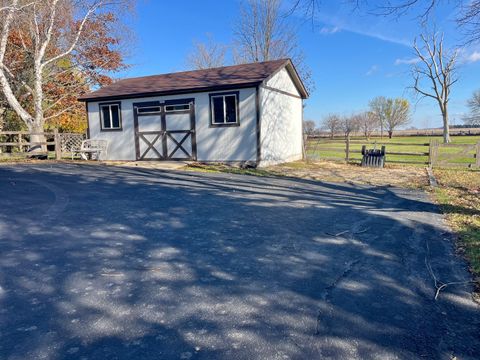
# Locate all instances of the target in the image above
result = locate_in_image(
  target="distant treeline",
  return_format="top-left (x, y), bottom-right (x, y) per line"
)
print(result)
top-left (314, 127), bottom-right (480, 138)
top-left (451, 124), bottom-right (480, 129)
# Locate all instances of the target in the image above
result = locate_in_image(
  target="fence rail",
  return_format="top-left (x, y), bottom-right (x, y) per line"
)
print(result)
top-left (0, 130), bottom-right (85, 159)
top-left (430, 140), bottom-right (480, 168)
top-left (306, 136), bottom-right (480, 169)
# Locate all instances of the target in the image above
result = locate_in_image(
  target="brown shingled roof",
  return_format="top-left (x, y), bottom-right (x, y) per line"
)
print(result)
top-left (78, 59), bottom-right (307, 101)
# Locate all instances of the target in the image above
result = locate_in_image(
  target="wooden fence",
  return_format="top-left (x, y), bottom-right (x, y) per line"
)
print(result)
top-left (306, 137), bottom-right (480, 168)
top-left (430, 140), bottom-right (480, 168)
top-left (0, 130), bottom-right (85, 159)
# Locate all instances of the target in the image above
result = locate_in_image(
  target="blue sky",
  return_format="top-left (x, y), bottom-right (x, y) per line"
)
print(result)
top-left (119, 0), bottom-right (480, 128)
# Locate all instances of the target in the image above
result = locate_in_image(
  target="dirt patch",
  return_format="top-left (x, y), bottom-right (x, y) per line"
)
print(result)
top-left (266, 161), bottom-right (429, 189)
top-left (104, 161), bottom-right (189, 170)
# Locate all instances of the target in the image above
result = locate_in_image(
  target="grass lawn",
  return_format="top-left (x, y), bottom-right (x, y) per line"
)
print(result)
top-left (434, 169), bottom-right (480, 286)
top-left (307, 135), bottom-right (480, 166)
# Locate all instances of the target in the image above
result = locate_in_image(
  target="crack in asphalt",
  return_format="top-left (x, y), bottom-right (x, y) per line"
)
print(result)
top-left (315, 258), bottom-right (361, 335)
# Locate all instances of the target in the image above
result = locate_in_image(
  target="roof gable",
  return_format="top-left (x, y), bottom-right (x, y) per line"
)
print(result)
top-left (79, 59), bottom-right (308, 101)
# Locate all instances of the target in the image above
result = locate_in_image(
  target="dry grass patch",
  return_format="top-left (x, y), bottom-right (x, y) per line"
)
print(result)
top-left (186, 160), bottom-right (429, 189)
top-left (267, 160), bottom-right (429, 188)
top-left (434, 169), bottom-right (480, 282)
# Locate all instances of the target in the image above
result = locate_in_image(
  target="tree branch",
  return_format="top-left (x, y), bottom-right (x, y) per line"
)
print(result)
top-left (44, 103), bottom-right (80, 120)
top-left (41, 1), bottom-right (102, 68)
top-left (0, 0), bottom-right (33, 124)
top-left (0, 63), bottom-right (34, 94)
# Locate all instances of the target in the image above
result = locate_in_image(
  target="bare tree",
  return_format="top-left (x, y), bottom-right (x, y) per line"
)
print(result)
top-left (292, 1), bottom-right (480, 44)
top-left (321, 114), bottom-right (341, 139)
top-left (457, 1), bottom-right (480, 44)
top-left (186, 34), bottom-right (227, 70)
top-left (373, 0), bottom-right (440, 20)
top-left (303, 119), bottom-right (316, 136)
top-left (234, 0), bottom-right (293, 62)
top-left (463, 89), bottom-right (480, 125)
top-left (376, 1), bottom-right (480, 44)
top-left (0, 0), bottom-right (131, 150)
top-left (233, 0), bottom-right (314, 93)
top-left (358, 111), bottom-right (379, 140)
top-left (369, 96), bottom-right (387, 138)
top-left (412, 32), bottom-right (458, 143)
top-left (341, 114), bottom-right (361, 140)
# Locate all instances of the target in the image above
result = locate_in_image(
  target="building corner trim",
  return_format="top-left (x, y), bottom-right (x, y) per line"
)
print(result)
top-left (255, 85), bottom-right (261, 166)
top-left (85, 102), bottom-right (90, 139)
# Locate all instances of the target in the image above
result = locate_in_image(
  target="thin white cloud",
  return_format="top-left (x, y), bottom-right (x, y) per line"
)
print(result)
top-left (315, 12), bottom-right (411, 47)
top-left (456, 48), bottom-right (480, 64)
top-left (365, 65), bottom-right (379, 76)
top-left (394, 57), bottom-right (420, 65)
top-left (348, 28), bottom-right (411, 47)
top-left (320, 26), bottom-right (341, 35)
top-left (465, 51), bottom-right (480, 63)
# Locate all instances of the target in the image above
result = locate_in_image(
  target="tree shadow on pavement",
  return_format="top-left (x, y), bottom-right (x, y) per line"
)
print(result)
top-left (0, 163), bottom-right (479, 359)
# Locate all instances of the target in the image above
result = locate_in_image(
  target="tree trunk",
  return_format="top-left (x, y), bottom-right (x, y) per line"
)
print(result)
top-left (29, 123), bottom-right (46, 153)
top-left (442, 108), bottom-right (451, 144)
top-left (345, 133), bottom-right (350, 163)
top-left (388, 130), bottom-right (393, 139)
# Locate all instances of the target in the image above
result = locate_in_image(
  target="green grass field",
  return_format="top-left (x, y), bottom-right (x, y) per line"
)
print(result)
top-left (307, 135), bottom-right (480, 167)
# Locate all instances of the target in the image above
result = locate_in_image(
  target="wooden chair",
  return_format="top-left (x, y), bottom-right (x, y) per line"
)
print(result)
top-left (72, 139), bottom-right (108, 161)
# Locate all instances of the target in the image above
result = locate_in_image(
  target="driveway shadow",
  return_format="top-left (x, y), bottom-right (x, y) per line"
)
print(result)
top-left (0, 163), bottom-right (478, 359)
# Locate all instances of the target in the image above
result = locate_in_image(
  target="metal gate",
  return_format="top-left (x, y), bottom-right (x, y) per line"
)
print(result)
top-left (133, 99), bottom-right (196, 161)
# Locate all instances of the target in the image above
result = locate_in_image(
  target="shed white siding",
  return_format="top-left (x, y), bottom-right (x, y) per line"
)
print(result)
top-left (87, 101), bottom-right (135, 160)
top-left (259, 68), bottom-right (303, 166)
top-left (87, 88), bottom-right (257, 162)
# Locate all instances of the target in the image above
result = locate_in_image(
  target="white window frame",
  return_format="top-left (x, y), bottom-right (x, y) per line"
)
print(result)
top-left (99, 103), bottom-right (122, 130)
top-left (209, 92), bottom-right (239, 127)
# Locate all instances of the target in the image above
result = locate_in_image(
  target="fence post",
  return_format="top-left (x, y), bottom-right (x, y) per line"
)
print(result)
top-left (428, 140), bottom-right (433, 168)
top-left (54, 129), bottom-right (61, 160)
top-left (302, 134), bottom-right (308, 162)
top-left (345, 136), bottom-right (350, 163)
top-left (432, 140), bottom-right (439, 168)
top-left (18, 133), bottom-right (22, 152)
top-left (476, 141), bottom-right (480, 168)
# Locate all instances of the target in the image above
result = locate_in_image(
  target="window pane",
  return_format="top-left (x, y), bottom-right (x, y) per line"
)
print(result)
top-left (165, 104), bottom-right (190, 112)
top-left (138, 106), bottom-right (161, 114)
top-left (101, 106), bottom-right (111, 128)
top-left (212, 97), bottom-right (224, 123)
top-left (224, 95), bottom-right (237, 123)
top-left (111, 105), bottom-right (120, 128)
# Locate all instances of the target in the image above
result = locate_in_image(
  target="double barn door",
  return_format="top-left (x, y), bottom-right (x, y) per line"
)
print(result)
top-left (133, 99), bottom-right (196, 161)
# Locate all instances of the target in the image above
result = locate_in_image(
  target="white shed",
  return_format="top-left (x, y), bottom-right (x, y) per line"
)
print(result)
top-left (78, 59), bottom-right (308, 167)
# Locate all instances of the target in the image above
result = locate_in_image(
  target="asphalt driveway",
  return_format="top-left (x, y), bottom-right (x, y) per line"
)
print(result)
top-left (0, 164), bottom-right (478, 359)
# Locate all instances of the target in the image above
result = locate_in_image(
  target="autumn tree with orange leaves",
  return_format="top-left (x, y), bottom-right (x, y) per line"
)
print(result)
top-left (0, 0), bottom-right (131, 147)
